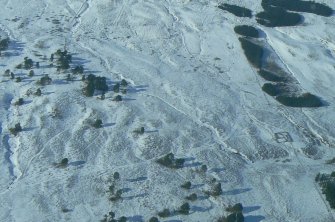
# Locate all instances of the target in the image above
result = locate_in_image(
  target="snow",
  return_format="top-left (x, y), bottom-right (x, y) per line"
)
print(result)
top-left (0, 0), bottom-right (335, 221)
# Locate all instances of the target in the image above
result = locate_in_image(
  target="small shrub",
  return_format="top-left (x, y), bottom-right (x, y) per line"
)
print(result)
top-left (121, 88), bottom-right (127, 94)
top-left (113, 95), bottom-right (122, 102)
top-left (211, 183), bottom-right (223, 196)
top-left (15, 77), bottom-right (22, 82)
top-left (185, 193), bottom-right (197, 201)
top-left (58, 158), bottom-right (69, 168)
top-left (157, 153), bottom-right (174, 167)
top-left (181, 181), bottom-right (192, 189)
top-left (28, 70), bottom-right (34, 77)
top-left (178, 202), bottom-right (190, 215)
top-left (113, 83), bottom-right (120, 93)
top-left (61, 208), bottom-right (72, 213)
top-left (37, 74), bottom-right (52, 85)
top-left (109, 211), bottom-right (115, 219)
top-left (24, 57), bottom-right (34, 69)
top-left (113, 172), bottom-right (120, 180)
top-left (226, 203), bottom-right (243, 213)
top-left (110, 189), bottom-right (123, 202)
top-left (35, 88), bottom-right (42, 96)
top-left (4, 69), bottom-right (10, 76)
top-left (120, 79), bottom-right (128, 87)
top-left (100, 93), bottom-right (105, 100)
top-left (72, 65), bottom-right (84, 74)
top-left (225, 212), bottom-right (244, 222)
top-left (66, 74), bottom-right (73, 81)
top-left (174, 158), bottom-right (185, 168)
top-left (14, 98), bottom-right (24, 106)
top-left (157, 209), bottom-right (171, 218)
top-left (9, 123), bottom-right (22, 136)
top-left (200, 164), bottom-right (208, 172)
top-left (92, 119), bottom-right (103, 128)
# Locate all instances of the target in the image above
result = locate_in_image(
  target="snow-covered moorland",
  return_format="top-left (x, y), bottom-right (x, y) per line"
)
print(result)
top-left (0, 0), bottom-right (335, 221)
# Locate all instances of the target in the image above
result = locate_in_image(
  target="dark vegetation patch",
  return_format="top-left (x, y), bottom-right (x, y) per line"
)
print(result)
top-left (276, 93), bottom-right (323, 107)
top-left (261, 83), bottom-right (292, 96)
top-left (218, 4), bottom-right (252, 17)
top-left (258, 69), bottom-right (287, 82)
top-left (316, 172), bottom-right (335, 208)
top-left (256, 6), bottom-right (302, 27)
top-left (234, 25), bottom-right (259, 38)
top-left (263, 0), bottom-right (333, 17)
top-left (238, 37), bottom-right (264, 68)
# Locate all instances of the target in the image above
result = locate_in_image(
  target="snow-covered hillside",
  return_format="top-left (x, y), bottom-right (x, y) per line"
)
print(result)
top-left (0, 0), bottom-right (335, 221)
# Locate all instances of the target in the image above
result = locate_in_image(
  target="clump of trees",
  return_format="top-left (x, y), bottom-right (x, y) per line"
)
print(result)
top-left (54, 49), bottom-right (72, 70)
top-left (156, 153), bottom-right (185, 169)
top-left (82, 74), bottom-right (108, 97)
